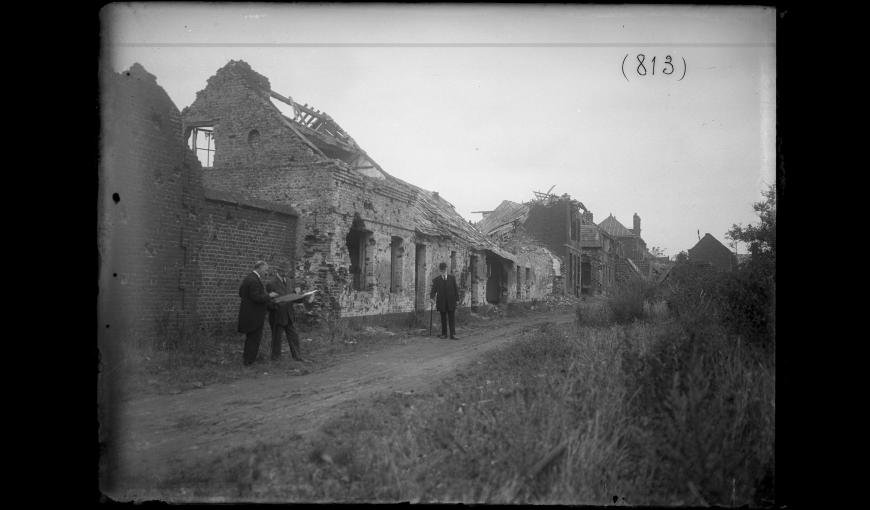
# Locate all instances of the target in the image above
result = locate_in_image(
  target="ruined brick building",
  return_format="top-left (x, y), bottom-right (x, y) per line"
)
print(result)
top-left (474, 200), bottom-right (563, 302)
top-left (477, 194), bottom-right (654, 297)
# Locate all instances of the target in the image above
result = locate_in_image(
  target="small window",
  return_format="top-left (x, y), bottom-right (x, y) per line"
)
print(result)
top-left (247, 129), bottom-right (261, 149)
top-left (188, 126), bottom-right (215, 167)
top-left (450, 251), bottom-right (457, 273)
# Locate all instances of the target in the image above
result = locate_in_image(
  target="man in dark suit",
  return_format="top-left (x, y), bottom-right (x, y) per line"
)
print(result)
top-left (266, 263), bottom-right (307, 362)
top-left (430, 261), bottom-right (460, 340)
top-left (238, 260), bottom-right (279, 365)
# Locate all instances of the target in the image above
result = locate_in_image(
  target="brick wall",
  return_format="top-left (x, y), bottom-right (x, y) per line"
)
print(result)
top-left (99, 64), bottom-right (205, 350)
top-left (197, 193), bottom-right (298, 331)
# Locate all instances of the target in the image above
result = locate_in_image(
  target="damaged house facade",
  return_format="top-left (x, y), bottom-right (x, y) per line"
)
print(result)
top-left (477, 194), bottom-right (654, 297)
top-left (179, 60), bottom-right (522, 322)
top-left (474, 200), bottom-right (563, 303)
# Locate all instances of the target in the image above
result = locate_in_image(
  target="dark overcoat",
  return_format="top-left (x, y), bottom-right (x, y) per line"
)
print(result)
top-left (430, 273), bottom-right (459, 312)
top-left (237, 271), bottom-right (271, 333)
top-left (266, 275), bottom-right (294, 327)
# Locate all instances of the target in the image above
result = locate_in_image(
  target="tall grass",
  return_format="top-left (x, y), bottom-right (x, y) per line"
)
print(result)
top-left (159, 272), bottom-right (774, 505)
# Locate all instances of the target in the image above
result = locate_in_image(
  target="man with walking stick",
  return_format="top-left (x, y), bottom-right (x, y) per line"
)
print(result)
top-left (430, 262), bottom-right (460, 340)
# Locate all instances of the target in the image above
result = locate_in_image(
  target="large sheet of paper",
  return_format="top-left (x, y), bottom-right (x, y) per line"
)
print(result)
top-left (273, 290), bottom-right (319, 303)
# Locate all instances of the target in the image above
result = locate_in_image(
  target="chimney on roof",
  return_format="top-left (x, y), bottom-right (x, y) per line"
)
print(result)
top-left (633, 213), bottom-right (641, 236)
top-left (433, 191), bottom-right (439, 199)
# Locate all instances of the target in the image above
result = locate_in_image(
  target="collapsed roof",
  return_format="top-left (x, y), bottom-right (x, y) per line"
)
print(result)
top-left (476, 200), bottom-right (530, 237)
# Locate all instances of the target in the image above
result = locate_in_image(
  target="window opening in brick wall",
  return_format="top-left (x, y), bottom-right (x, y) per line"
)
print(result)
top-left (247, 129), bottom-right (260, 149)
top-left (390, 237), bottom-right (404, 293)
top-left (346, 229), bottom-right (371, 291)
top-left (516, 265), bottom-right (521, 298)
top-left (469, 254), bottom-right (479, 305)
top-left (525, 267), bottom-right (531, 285)
top-left (188, 126), bottom-right (215, 167)
top-left (450, 251), bottom-right (456, 273)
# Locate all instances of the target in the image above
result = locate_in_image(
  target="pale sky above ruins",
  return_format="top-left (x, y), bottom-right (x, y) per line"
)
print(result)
top-left (102, 3), bottom-right (776, 257)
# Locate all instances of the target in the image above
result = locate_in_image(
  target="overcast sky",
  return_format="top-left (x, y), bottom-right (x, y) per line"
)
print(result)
top-left (102, 3), bottom-right (776, 257)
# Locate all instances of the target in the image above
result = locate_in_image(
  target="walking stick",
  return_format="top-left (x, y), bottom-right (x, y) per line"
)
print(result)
top-left (429, 301), bottom-right (433, 336)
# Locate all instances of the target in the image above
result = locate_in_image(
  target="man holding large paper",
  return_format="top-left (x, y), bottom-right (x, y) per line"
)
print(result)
top-left (238, 260), bottom-right (279, 366)
top-left (266, 263), bottom-right (316, 363)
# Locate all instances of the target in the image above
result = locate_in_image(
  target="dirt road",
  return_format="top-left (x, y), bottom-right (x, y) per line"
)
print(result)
top-left (106, 311), bottom-right (575, 501)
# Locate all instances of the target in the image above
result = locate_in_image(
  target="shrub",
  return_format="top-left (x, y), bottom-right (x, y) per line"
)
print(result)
top-left (665, 258), bottom-right (774, 355)
top-left (608, 278), bottom-right (655, 324)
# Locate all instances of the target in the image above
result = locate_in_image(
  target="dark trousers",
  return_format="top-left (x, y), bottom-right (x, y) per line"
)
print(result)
top-left (440, 310), bottom-right (456, 337)
top-left (243, 325), bottom-right (264, 365)
top-left (271, 321), bottom-right (301, 360)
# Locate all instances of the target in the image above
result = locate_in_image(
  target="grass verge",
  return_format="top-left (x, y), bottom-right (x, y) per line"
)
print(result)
top-left (157, 312), bottom-right (774, 506)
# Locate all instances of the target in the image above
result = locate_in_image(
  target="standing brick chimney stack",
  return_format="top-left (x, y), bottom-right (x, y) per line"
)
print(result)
top-left (633, 213), bottom-right (641, 236)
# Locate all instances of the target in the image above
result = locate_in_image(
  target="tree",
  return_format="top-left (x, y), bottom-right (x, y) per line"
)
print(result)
top-left (726, 184), bottom-right (776, 261)
top-left (649, 246), bottom-right (666, 258)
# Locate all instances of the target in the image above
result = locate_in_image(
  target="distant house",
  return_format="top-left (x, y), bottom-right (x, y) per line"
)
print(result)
top-left (688, 233), bottom-right (738, 272)
top-left (578, 214), bottom-right (624, 295)
top-left (598, 213), bottom-right (650, 277)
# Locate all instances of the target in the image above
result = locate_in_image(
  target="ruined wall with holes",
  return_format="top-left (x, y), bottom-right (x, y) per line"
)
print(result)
top-left (99, 64), bottom-right (205, 350)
